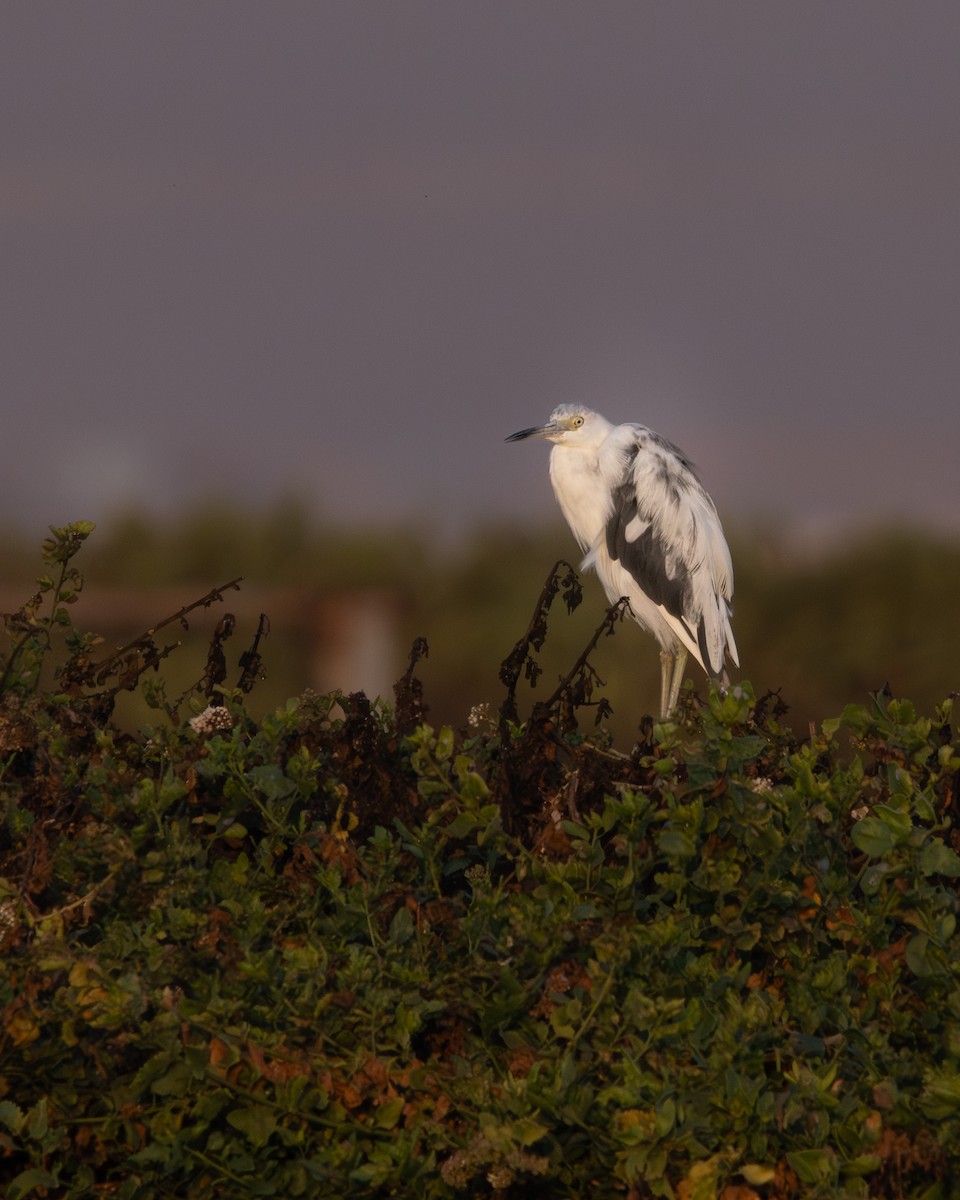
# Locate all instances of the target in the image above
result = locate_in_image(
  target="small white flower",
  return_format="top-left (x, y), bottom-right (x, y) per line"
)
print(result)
top-left (468, 703), bottom-right (492, 729)
top-left (189, 704), bottom-right (234, 735)
top-left (0, 901), bottom-right (18, 931)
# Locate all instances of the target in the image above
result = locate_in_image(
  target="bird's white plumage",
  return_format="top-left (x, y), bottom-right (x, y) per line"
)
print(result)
top-left (507, 403), bottom-right (738, 714)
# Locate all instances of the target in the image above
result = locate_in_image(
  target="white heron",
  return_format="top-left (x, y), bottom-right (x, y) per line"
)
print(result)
top-left (507, 404), bottom-right (738, 718)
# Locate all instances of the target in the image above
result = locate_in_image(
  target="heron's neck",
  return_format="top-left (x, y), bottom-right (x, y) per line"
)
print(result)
top-left (548, 443), bottom-right (609, 551)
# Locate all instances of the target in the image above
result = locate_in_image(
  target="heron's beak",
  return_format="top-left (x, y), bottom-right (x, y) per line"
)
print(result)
top-left (505, 421), bottom-right (560, 442)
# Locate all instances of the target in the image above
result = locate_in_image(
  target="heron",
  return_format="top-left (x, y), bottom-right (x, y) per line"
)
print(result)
top-left (507, 404), bottom-right (738, 718)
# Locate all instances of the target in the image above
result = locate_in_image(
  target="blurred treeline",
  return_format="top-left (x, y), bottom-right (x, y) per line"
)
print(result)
top-left (1, 503), bottom-right (958, 742)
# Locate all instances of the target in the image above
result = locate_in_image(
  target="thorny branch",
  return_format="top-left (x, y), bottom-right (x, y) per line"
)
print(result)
top-left (494, 569), bottom-right (634, 832)
top-left (236, 613), bottom-right (270, 695)
top-left (497, 561), bottom-right (582, 734)
top-left (497, 562), bottom-right (630, 735)
top-left (201, 613), bottom-right (236, 699)
top-left (175, 605), bottom-right (270, 715)
top-left (58, 578), bottom-right (244, 714)
top-left (95, 578), bottom-right (243, 674)
top-left (394, 636), bottom-right (430, 736)
top-left (545, 595), bottom-right (632, 732)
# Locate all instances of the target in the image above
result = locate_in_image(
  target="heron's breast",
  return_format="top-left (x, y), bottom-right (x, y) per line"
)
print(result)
top-left (549, 452), bottom-right (609, 549)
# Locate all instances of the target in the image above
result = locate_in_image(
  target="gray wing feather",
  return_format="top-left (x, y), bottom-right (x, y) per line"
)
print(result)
top-left (604, 430), bottom-right (736, 676)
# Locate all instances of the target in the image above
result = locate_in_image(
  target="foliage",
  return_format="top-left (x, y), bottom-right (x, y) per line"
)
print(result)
top-left (0, 522), bottom-right (98, 698)
top-left (6, 505), bottom-right (960, 738)
top-left (5, 504), bottom-right (960, 734)
top-left (1, 535), bottom-right (959, 1198)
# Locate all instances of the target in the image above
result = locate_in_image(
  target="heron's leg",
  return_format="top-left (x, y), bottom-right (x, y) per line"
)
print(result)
top-left (658, 649), bottom-right (674, 719)
top-left (666, 647), bottom-right (688, 716)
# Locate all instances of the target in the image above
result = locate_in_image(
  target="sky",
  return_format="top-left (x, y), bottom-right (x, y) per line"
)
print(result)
top-left (2, 3), bottom-right (959, 545)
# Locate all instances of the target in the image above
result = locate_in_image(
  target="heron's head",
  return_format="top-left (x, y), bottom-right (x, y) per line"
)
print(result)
top-left (506, 405), bottom-right (607, 447)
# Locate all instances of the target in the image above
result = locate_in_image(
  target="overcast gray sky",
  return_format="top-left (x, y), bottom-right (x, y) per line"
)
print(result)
top-left (3, 3), bottom-right (959, 543)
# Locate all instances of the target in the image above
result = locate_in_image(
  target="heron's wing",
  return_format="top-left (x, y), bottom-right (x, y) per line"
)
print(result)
top-left (604, 431), bottom-right (737, 676)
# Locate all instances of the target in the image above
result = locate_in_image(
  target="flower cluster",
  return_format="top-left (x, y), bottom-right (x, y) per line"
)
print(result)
top-left (188, 704), bottom-right (235, 736)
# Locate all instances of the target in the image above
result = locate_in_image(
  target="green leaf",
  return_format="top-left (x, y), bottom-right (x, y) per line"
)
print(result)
top-left (850, 816), bottom-right (896, 858)
top-left (435, 726), bottom-right (455, 761)
top-left (150, 1062), bottom-right (192, 1096)
top-left (919, 1069), bottom-right (960, 1118)
top-left (741, 1163), bottom-right (777, 1185)
top-left (905, 933), bottom-right (935, 977)
top-left (842, 1153), bottom-right (882, 1177)
top-left (25, 1098), bottom-right (48, 1140)
top-left (919, 838), bottom-right (960, 878)
top-left (246, 764), bottom-right (294, 800)
top-left (860, 863), bottom-right (888, 895)
top-left (684, 1156), bottom-right (722, 1200)
top-left (389, 905), bottom-right (415, 945)
top-left (512, 1116), bottom-right (549, 1146)
top-left (8, 1169), bottom-right (60, 1200)
top-left (659, 830), bottom-right (696, 858)
top-left (790, 1032), bottom-right (826, 1057)
top-left (227, 1104), bottom-right (278, 1147)
top-left (0, 1101), bottom-right (24, 1133)
top-left (455, 755), bottom-right (490, 800)
top-left (444, 811), bottom-right (478, 839)
top-left (874, 804), bottom-right (912, 841)
top-left (787, 1149), bottom-right (836, 1184)
top-left (459, 770), bottom-right (490, 801)
top-left (837, 703), bottom-right (872, 734)
top-left (374, 1097), bottom-right (405, 1128)
top-left (655, 1096), bottom-right (676, 1136)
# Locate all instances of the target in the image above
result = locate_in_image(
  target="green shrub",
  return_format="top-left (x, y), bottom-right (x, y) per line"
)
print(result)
top-left (1, 535), bottom-right (958, 1198)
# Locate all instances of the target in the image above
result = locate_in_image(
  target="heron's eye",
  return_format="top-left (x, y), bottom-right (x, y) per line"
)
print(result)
top-left (570, 415), bottom-right (584, 428)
